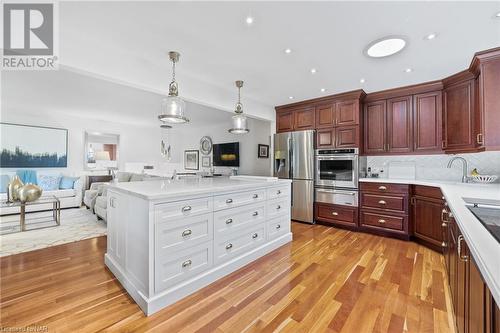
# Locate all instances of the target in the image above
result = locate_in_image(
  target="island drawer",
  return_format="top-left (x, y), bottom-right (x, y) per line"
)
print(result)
top-left (266, 186), bottom-right (290, 200)
top-left (267, 215), bottom-right (290, 240)
top-left (360, 210), bottom-right (405, 232)
top-left (214, 203), bottom-right (265, 240)
top-left (214, 223), bottom-right (266, 265)
top-left (266, 197), bottom-right (290, 219)
top-left (155, 197), bottom-right (213, 222)
top-left (156, 214), bottom-right (213, 252)
top-left (155, 241), bottom-right (213, 293)
top-left (360, 193), bottom-right (407, 213)
top-left (213, 189), bottom-right (265, 211)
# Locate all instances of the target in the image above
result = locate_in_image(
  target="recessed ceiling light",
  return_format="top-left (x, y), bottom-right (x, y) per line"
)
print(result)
top-left (405, 68), bottom-right (413, 73)
top-left (288, 96), bottom-right (294, 100)
top-left (360, 78), bottom-right (366, 83)
top-left (310, 68), bottom-right (317, 74)
top-left (425, 33), bottom-right (437, 40)
top-left (366, 36), bottom-right (407, 58)
top-left (320, 88), bottom-right (326, 92)
top-left (284, 48), bottom-right (292, 54)
top-left (245, 16), bottom-right (254, 25)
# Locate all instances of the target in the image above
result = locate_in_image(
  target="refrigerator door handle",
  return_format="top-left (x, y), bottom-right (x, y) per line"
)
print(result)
top-left (288, 137), bottom-right (293, 179)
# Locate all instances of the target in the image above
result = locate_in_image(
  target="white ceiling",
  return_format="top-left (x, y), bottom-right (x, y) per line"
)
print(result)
top-left (52, 2), bottom-right (500, 120)
top-left (1, 69), bottom-right (238, 127)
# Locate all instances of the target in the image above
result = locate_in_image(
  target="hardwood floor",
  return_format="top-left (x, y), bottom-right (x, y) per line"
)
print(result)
top-left (0, 222), bottom-right (456, 333)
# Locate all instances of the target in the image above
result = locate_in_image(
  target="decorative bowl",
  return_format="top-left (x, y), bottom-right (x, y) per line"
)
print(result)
top-left (471, 175), bottom-right (498, 183)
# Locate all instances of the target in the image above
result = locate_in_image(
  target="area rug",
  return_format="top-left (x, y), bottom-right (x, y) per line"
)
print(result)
top-left (0, 208), bottom-right (107, 257)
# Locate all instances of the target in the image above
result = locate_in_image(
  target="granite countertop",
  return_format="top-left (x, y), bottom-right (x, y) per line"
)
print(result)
top-left (361, 177), bottom-right (500, 306)
top-left (109, 176), bottom-right (291, 201)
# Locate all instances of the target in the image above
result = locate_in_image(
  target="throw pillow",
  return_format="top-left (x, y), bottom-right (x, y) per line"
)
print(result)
top-left (59, 176), bottom-right (79, 189)
top-left (0, 175), bottom-right (10, 193)
top-left (16, 169), bottom-right (37, 184)
top-left (37, 174), bottom-right (61, 191)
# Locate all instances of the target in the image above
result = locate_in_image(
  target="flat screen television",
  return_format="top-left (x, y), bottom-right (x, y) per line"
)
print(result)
top-left (213, 142), bottom-right (239, 167)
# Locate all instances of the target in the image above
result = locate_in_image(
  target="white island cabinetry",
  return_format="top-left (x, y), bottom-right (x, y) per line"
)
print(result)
top-left (104, 178), bottom-right (292, 315)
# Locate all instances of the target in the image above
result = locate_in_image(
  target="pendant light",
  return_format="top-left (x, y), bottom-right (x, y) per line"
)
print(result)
top-left (228, 80), bottom-right (249, 134)
top-left (158, 51), bottom-right (189, 124)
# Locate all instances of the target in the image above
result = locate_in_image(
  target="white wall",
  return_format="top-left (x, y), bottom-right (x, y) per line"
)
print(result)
top-left (1, 69), bottom-right (272, 177)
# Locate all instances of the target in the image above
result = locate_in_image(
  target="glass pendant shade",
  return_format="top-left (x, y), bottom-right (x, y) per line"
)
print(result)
top-left (159, 96), bottom-right (188, 123)
top-left (229, 113), bottom-right (249, 134)
top-left (228, 80), bottom-right (249, 134)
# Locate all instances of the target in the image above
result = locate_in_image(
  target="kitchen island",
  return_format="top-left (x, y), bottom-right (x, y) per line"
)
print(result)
top-left (104, 176), bottom-right (292, 315)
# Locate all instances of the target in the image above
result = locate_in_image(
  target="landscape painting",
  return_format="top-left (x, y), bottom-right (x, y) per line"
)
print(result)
top-left (0, 123), bottom-right (68, 168)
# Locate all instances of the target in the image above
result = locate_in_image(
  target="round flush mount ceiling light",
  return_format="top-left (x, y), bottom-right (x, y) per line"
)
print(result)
top-left (365, 36), bottom-right (407, 58)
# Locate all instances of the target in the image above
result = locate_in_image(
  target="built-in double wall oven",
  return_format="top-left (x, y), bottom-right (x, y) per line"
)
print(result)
top-left (314, 148), bottom-right (366, 208)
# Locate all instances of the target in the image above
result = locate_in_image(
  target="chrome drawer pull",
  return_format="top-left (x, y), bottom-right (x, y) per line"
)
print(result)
top-left (441, 209), bottom-right (448, 223)
top-left (225, 243), bottom-right (233, 250)
top-left (225, 218), bottom-right (233, 224)
top-left (378, 186), bottom-right (387, 191)
top-left (182, 229), bottom-right (192, 237)
top-left (441, 242), bottom-right (447, 248)
top-left (182, 205), bottom-right (192, 212)
top-left (277, 190), bottom-right (281, 195)
top-left (182, 259), bottom-right (192, 268)
top-left (252, 211), bottom-right (259, 216)
top-left (276, 224), bottom-right (281, 230)
top-left (253, 194), bottom-right (259, 199)
top-left (378, 219), bottom-right (386, 224)
top-left (457, 235), bottom-right (468, 262)
top-left (277, 205), bottom-right (281, 210)
top-left (331, 212), bottom-right (339, 216)
top-left (378, 200), bottom-right (386, 205)
top-left (226, 198), bottom-right (233, 204)
top-left (252, 233), bottom-right (258, 239)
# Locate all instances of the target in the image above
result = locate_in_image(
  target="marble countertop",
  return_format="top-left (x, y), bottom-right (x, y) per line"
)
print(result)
top-left (109, 176), bottom-right (291, 201)
top-left (361, 177), bottom-right (500, 306)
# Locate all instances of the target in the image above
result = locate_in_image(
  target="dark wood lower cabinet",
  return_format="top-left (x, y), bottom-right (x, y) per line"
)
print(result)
top-left (411, 186), bottom-right (445, 252)
top-left (314, 203), bottom-right (358, 230)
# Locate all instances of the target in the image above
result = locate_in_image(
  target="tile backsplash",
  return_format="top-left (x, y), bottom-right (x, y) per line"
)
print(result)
top-left (367, 151), bottom-right (500, 182)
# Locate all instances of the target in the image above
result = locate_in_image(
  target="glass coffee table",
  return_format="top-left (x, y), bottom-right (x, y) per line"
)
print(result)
top-left (0, 196), bottom-right (61, 234)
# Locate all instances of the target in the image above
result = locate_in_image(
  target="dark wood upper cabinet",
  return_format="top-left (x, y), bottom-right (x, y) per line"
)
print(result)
top-left (335, 126), bottom-right (359, 148)
top-left (413, 91), bottom-right (443, 152)
top-left (387, 96), bottom-right (412, 153)
top-left (294, 107), bottom-right (315, 130)
top-left (335, 100), bottom-right (359, 126)
top-left (364, 100), bottom-right (387, 154)
top-left (315, 104), bottom-right (335, 128)
top-left (443, 79), bottom-right (476, 152)
top-left (276, 111), bottom-right (294, 133)
top-left (316, 128), bottom-right (335, 148)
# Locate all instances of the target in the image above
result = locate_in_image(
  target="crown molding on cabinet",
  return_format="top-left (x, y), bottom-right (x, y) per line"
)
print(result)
top-left (275, 89), bottom-right (366, 112)
top-left (363, 80), bottom-right (443, 102)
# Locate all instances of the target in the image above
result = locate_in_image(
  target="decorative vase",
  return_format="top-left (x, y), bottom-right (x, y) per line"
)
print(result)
top-left (7, 175), bottom-right (24, 202)
top-left (17, 184), bottom-right (43, 203)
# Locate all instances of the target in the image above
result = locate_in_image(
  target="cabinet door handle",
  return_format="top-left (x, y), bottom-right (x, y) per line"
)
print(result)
top-left (225, 243), bottom-right (233, 250)
top-left (182, 205), bottom-right (192, 212)
top-left (441, 242), bottom-right (447, 248)
top-left (252, 233), bottom-right (258, 239)
top-left (411, 197), bottom-right (416, 205)
top-left (442, 140), bottom-right (446, 149)
top-left (253, 194), bottom-right (259, 199)
top-left (457, 235), bottom-right (468, 262)
top-left (110, 197), bottom-right (116, 208)
top-left (276, 224), bottom-right (281, 230)
top-left (182, 259), bottom-right (192, 268)
top-left (252, 211), bottom-right (259, 216)
top-left (225, 218), bottom-right (233, 225)
top-left (441, 222), bottom-right (448, 228)
top-left (378, 186), bottom-right (387, 191)
top-left (441, 209), bottom-right (448, 223)
top-left (277, 190), bottom-right (281, 195)
top-left (477, 133), bottom-right (483, 145)
top-left (378, 200), bottom-right (386, 205)
top-left (226, 199), bottom-right (233, 204)
top-left (331, 212), bottom-right (339, 216)
top-left (182, 229), bottom-right (192, 237)
top-left (378, 219), bottom-right (386, 224)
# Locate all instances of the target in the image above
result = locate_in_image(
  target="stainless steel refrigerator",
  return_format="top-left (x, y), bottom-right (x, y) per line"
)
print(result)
top-left (273, 130), bottom-right (314, 224)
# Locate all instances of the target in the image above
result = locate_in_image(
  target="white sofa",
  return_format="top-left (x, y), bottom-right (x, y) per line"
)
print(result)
top-left (0, 176), bottom-right (84, 216)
